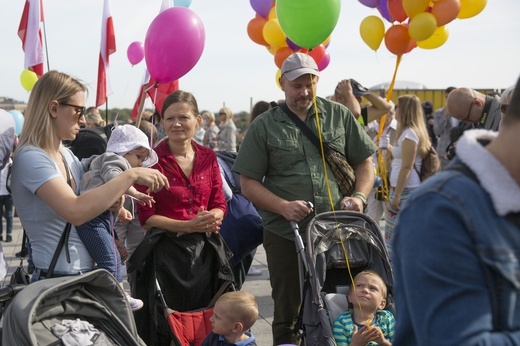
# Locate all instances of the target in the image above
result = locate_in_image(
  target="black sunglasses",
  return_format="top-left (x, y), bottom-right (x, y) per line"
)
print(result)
top-left (59, 102), bottom-right (86, 118)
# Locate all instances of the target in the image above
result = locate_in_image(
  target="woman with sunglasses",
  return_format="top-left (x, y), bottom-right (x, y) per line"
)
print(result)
top-left (10, 70), bottom-right (169, 281)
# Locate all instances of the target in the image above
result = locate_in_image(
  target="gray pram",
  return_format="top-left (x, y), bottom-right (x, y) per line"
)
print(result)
top-left (1, 269), bottom-right (145, 345)
top-left (293, 211), bottom-right (394, 346)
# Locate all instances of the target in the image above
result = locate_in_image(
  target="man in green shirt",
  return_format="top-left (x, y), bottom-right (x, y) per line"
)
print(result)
top-left (233, 52), bottom-right (377, 344)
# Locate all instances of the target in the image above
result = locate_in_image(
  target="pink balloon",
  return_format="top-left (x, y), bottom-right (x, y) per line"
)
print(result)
top-left (127, 41), bottom-right (144, 65)
top-left (317, 51), bottom-right (330, 71)
top-left (145, 7), bottom-right (205, 83)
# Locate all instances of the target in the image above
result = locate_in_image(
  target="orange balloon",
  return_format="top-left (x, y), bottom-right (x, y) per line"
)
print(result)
top-left (388, 0), bottom-right (408, 22)
top-left (384, 24), bottom-right (411, 56)
top-left (405, 39), bottom-right (417, 53)
top-left (274, 47), bottom-right (294, 69)
top-left (247, 17), bottom-right (268, 46)
top-left (431, 0), bottom-right (461, 26)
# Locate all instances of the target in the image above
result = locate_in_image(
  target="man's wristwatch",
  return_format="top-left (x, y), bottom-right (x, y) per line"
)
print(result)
top-left (352, 191), bottom-right (368, 212)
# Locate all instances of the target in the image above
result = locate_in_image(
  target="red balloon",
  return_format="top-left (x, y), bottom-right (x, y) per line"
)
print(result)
top-left (247, 17), bottom-right (268, 46)
top-left (308, 45), bottom-right (326, 64)
top-left (384, 24), bottom-right (411, 56)
top-left (274, 47), bottom-right (294, 69)
top-left (388, 0), bottom-right (408, 22)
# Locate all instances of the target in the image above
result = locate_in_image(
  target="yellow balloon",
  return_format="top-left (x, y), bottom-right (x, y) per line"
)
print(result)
top-left (408, 12), bottom-right (437, 42)
top-left (20, 69), bottom-right (38, 92)
top-left (276, 69), bottom-right (282, 90)
top-left (268, 6), bottom-right (277, 20)
top-left (359, 15), bottom-right (385, 51)
top-left (417, 25), bottom-right (449, 49)
top-left (322, 35), bottom-right (332, 47)
top-left (457, 0), bottom-right (486, 19)
top-left (403, 0), bottom-right (430, 18)
top-left (263, 19), bottom-right (287, 49)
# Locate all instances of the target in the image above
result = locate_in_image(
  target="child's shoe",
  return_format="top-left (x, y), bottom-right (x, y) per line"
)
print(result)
top-left (125, 292), bottom-right (143, 311)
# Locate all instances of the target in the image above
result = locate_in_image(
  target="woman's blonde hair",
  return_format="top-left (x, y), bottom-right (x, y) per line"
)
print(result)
top-left (396, 94), bottom-right (431, 157)
top-left (16, 70), bottom-right (86, 154)
top-left (85, 112), bottom-right (106, 127)
top-left (218, 107), bottom-right (233, 124)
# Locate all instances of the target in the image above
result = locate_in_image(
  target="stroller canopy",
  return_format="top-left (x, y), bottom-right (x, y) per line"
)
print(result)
top-left (2, 269), bottom-right (145, 346)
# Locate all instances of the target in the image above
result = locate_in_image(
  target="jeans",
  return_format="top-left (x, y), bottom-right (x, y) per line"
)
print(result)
top-left (0, 194), bottom-right (13, 236)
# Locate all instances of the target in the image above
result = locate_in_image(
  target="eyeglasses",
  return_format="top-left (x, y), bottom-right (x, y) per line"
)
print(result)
top-left (463, 98), bottom-right (477, 122)
top-left (219, 112), bottom-right (226, 115)
top-left (59, 102), bottom-right (86, 118)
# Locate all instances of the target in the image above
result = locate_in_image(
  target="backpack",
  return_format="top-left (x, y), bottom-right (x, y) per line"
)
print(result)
top-left (216, 150), bottom-right (241, 194)
top-left (414, 145), bottom-right (441, 181)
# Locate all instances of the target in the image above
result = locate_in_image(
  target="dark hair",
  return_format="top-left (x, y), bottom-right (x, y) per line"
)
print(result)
top-left (251, 101), bottom-right (270, 123)
top-left (503, 76), bottom-right (520, 125)
top-left (445, 86), bottom-right (456, 95)
top-left (162, 90), bottom-right (199, 117)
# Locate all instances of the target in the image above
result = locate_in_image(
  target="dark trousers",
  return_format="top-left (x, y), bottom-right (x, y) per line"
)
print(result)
top-left (0, 195), bottom-right (13, 236)
top-left (264, 230), bottom-right (301, 345)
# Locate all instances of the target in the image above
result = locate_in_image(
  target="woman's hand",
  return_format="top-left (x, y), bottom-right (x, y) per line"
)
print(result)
top-left (132, 167), bottom-right (169, 193)
top-left (390, 196), bottom-right (400, 211)
top-left (190, 206), bottom-right (222, 233)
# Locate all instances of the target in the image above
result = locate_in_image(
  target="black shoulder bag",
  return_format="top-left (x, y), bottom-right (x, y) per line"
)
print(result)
top-left (279, 103), bottom-right (356, 197)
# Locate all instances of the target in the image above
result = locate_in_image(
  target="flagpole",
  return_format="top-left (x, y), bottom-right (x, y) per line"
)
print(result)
top-left (105, 101), bottom-right (109, 124)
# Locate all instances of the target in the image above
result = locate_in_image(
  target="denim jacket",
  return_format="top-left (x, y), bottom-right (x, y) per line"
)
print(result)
top-left (393, 129), bottom-right (520, 345)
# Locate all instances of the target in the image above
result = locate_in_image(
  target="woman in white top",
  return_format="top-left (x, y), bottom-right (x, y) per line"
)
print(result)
top-left (385, 94), bottom-right (431, 252)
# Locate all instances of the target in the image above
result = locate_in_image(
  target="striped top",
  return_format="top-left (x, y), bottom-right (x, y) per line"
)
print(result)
top-left (333, 310), bottom-right (395, 346)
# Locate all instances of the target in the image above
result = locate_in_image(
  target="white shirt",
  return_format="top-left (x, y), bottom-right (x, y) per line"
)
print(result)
top-left (390, 128), bottom-right (422, 188)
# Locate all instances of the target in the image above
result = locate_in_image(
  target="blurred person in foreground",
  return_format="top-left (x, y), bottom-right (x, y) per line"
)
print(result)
top-left (392, 76), bottom-right (520, 344)
top-left (233, 52), bottom-right (377, 344)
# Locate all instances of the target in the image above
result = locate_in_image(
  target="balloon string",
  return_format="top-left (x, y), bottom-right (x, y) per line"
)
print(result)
top-left (308, 71), bottom-right (362, 327)
top-left (374, 54), bottom-right (403, 204)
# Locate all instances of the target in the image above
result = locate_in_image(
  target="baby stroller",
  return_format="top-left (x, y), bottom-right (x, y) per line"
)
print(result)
top-left (293, 211), bottom-right (394, 346)
top-left (128, 228), bottom-right (235, 346)
top-left (1, 269), bottom-right (145, 345)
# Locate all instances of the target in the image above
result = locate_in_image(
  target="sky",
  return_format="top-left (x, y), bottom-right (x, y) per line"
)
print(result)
top-left (1, 0), bottom-right (519, 114)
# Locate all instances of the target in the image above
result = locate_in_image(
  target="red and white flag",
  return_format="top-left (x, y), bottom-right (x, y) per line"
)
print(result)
top-left (18, 0), bottom-right (45, 77)
top-left (96, 0), bottom-right (116, 108)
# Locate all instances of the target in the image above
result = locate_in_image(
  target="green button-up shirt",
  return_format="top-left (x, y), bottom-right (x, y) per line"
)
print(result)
top-left (233, 97), bottom-right (377, 240)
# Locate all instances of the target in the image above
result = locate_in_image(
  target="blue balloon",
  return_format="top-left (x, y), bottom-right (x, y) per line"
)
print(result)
top-left (174, 0), bottom-right (192, 7)
top-left (8, 110), bottom-right (24, 136)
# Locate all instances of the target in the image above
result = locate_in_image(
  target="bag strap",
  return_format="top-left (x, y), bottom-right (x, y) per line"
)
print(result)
top-left (279, 103), bottom-right (331, 156)
top-left (46, 154), bottom-right (74, 278)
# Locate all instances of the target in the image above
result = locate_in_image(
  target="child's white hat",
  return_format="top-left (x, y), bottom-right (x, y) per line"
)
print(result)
top-left (106, 124), bottom-right (158, 167)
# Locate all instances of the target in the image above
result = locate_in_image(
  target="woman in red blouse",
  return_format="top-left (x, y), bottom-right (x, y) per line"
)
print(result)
top-left (131, 90), bottom-right (234, 346)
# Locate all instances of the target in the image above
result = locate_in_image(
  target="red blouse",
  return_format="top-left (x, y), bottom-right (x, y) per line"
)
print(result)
top-left (137, 140), bottom-right (227, 227)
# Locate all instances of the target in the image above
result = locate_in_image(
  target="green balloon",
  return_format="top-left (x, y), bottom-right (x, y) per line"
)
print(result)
top-left (276, 0), bottom-right (341, 49)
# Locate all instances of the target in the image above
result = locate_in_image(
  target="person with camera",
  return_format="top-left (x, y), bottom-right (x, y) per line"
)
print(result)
top-left (332, 79), bottom-right (393, 126)
top-left (444, 87), bottom-right (502, 161)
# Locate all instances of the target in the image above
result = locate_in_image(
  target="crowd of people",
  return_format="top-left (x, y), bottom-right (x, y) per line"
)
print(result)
top-left (0, 54), bottom-right (518, 346)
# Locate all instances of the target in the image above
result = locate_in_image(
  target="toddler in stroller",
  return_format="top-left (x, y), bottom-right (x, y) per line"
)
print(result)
top-left (293, 211), bottom-right (394, 346)
top-left (332, 270), bottom-right (394, 345)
